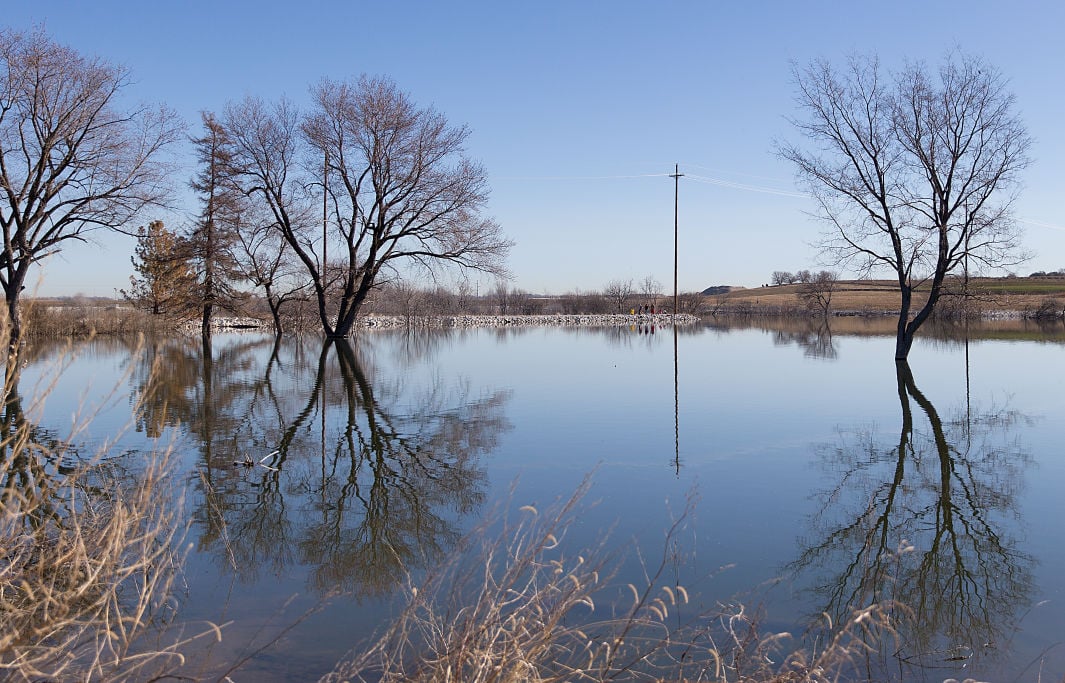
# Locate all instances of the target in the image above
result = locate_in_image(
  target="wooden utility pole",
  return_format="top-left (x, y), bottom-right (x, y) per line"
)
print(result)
top-left (669, 164), bottom-right (683, 316)
top-left (323, 151), bottom-right (329, 277)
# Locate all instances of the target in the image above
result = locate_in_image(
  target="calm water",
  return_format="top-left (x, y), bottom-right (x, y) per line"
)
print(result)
top-left (15, 319), bottom-right (1065, 680)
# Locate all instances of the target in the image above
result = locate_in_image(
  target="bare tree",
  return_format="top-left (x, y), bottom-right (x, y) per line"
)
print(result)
top-left (781, 52), bottom-right (1031, 359)
top-left (231, 207), bottom-right (307, 337)
top-left (771, 271), bottom-right (793, 286)
top-left (223, 96), bottom-right (320, 328)
top-left (490, 279), bottom-right (509, 314)
top-left (640, 275), bottom-right (661, 309)
top-left (603, 278), bottom-right (633, 313)
top-left (0, 29), bottom-right (182, 345)
top-left (797, 270), bottom-right (838, 317)
top-left (676, 291), bottom-right (705, 316)
top-left (300, 75), bottom-right (512, 338)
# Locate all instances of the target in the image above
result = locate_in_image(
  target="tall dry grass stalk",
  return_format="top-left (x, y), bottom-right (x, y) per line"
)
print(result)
top-left (0, 321), bottom-right (213, 681)
top-left (324, 479), bottom-right (903, 683)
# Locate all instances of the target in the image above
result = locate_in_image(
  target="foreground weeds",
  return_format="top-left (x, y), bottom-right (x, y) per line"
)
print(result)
top-left (325, 479), bottom-right (903, 683)
top-left (0, 455), bottom-right (188, 680)
top-left (0, 329), bottom-right (214, 681)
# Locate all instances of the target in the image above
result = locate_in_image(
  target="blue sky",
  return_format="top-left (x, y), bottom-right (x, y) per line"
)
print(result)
top-left (8, 1), bottom-right (1065, 297)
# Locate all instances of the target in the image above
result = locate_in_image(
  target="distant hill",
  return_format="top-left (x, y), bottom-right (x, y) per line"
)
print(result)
top-left (700, 285), bottom-right (731, 295)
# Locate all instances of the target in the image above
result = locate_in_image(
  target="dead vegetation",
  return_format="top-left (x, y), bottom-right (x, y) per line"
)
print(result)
top-left (707, 277), bottom-right (1065, 320)
top-left (324, 479), bottom-right (905, 683)
top-left (0, 326), bottom-right (218, 681)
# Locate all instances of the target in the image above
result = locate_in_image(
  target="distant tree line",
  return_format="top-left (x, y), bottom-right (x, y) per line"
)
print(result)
top-left (769, 269), bottom-right (838, 317)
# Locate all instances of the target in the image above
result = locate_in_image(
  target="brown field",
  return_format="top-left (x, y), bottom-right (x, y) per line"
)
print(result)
top-left (709, 277), bottom-right (1065, 316)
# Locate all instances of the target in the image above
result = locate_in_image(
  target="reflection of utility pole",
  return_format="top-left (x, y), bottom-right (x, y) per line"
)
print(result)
top-left (670, 164), bottom-right (683, 317)
top-left (673, 324), bottom-right (680, 475)
top-left (322, 152), bottom-right (329, 474)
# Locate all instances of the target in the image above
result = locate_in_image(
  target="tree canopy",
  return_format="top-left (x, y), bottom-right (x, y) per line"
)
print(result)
top-left (781, 52), bottom-right (1031, 359)
top-left (0, 28), bottom-right (181, 343)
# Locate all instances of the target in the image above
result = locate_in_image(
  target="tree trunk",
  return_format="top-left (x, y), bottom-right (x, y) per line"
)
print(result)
top-left (5, 294), bottom-right (21, 354)
top-left (894, 330), bottom-right (914, 361)
top-left (267, 297), bottom-right (284, 338)
top-left (3, 271), bottom-right (27, 353)
top-left (895, 282), bottom-right (913, 361)
top-left (329, 268), bottom-right (376, 338)
top-left (201, 301), bottom-right (213, 340)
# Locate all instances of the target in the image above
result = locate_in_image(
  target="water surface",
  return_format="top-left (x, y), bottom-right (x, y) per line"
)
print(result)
top-left (16, 318), bottom-right (1065, 680)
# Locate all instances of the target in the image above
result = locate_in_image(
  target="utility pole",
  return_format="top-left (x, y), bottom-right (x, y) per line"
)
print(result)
top-left (323, 150), bottom-right (329, 279)
top-left (669, 164), bottom-right (683, 317)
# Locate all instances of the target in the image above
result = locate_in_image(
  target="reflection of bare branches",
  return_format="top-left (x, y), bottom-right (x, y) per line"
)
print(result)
top-left (1, 345), bottom-right (202, 681)
top-left (772, 319), bottom-right (837, 359)
top-left (181, 334), bottom-right (510, 598)
top-left (789, 361), bottom-right (1033, 679)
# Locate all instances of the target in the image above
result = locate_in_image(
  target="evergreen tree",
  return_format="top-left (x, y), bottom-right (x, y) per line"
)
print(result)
top-left (121, 221), bottom-right (197, 316)
top-left (187, 112), bottom-right (245, 338)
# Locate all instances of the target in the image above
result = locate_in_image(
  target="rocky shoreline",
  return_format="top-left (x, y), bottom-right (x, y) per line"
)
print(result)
top-left (206, 313), bottom-right (700, 331)
top-left (360, 313), bottom-right (700, 328)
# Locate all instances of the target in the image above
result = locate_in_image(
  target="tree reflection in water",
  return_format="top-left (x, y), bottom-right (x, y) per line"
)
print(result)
top-left (790, 361), bottom-right (1033, 679)
top-left (133, 334), bottom-right (511, 597)
top-left (772, 319), bottom-right (837, 360)
top-left (1, 357), bottom-right (65, 529)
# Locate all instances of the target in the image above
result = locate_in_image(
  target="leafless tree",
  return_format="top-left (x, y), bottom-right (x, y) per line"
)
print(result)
top-left (676, 291), bottom-right (705, 316)
top-left (603, 278), bottom-right (633, 313)
top-left (231, 205), bottom-right (308, 337)
top-left (0, 28), bottom-right (182, 344)
top-left (640, 275), bottom-right (661, 308)
top-left (301, 76), bottom-right (512, 338)
top-left (493, 279), bottom-right (512, 314)
top-left (771, 271), bottom-right (793, 286)
top-left (797, 270), bottom-right (838, 317)
top-left (223, 97), bottom-right (320, 328)
top-left (781, 52), bottom-right (1031, 360)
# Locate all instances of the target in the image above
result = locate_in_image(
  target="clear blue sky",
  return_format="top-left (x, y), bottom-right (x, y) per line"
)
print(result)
top-left (8, 1), bottom-right (1065, 297)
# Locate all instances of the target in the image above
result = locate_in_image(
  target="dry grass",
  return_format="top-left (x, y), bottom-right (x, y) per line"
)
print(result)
top-left (710, 277), bottom-right (1065, 317)
top-left (22, 300), bottom-right (174, 338)
top-left (324, 479), bottom-right (904, 683)
top-left (0, 325), bottom-right (218, 681)
top-left (0, 455), bottom-right (189, 681)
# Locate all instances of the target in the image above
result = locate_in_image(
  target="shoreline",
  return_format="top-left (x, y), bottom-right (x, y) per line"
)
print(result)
top-left (203, 313), bottom-right (701, 332)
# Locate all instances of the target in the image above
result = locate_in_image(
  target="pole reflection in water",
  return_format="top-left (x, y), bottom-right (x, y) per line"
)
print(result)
top-left (134, 334), bottom-right (512, 597)
top-left (789, 360), bottom-right (1033, 680)
top-left (673, 324), bottom-right (680, 475)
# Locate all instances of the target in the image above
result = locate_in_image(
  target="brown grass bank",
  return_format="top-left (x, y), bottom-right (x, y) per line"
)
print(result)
top-left (706, 277), bottom-right (1065, 319)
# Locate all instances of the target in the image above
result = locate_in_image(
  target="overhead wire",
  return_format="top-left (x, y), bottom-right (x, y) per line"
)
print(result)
top-left (495, 168), bottom-right (808, 198)
top-left (494, 168), bottom-right (1061, 230)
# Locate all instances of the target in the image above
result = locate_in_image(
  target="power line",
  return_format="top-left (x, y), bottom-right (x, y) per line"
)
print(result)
top-left (495, 173), bottom-right (672, 181)
top-left (494, 169), bottom-right (809, 198)
top-left (1018, 218), bottom-right (1065, 232)
top-left (684, 173), bottom-right (809, 198)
